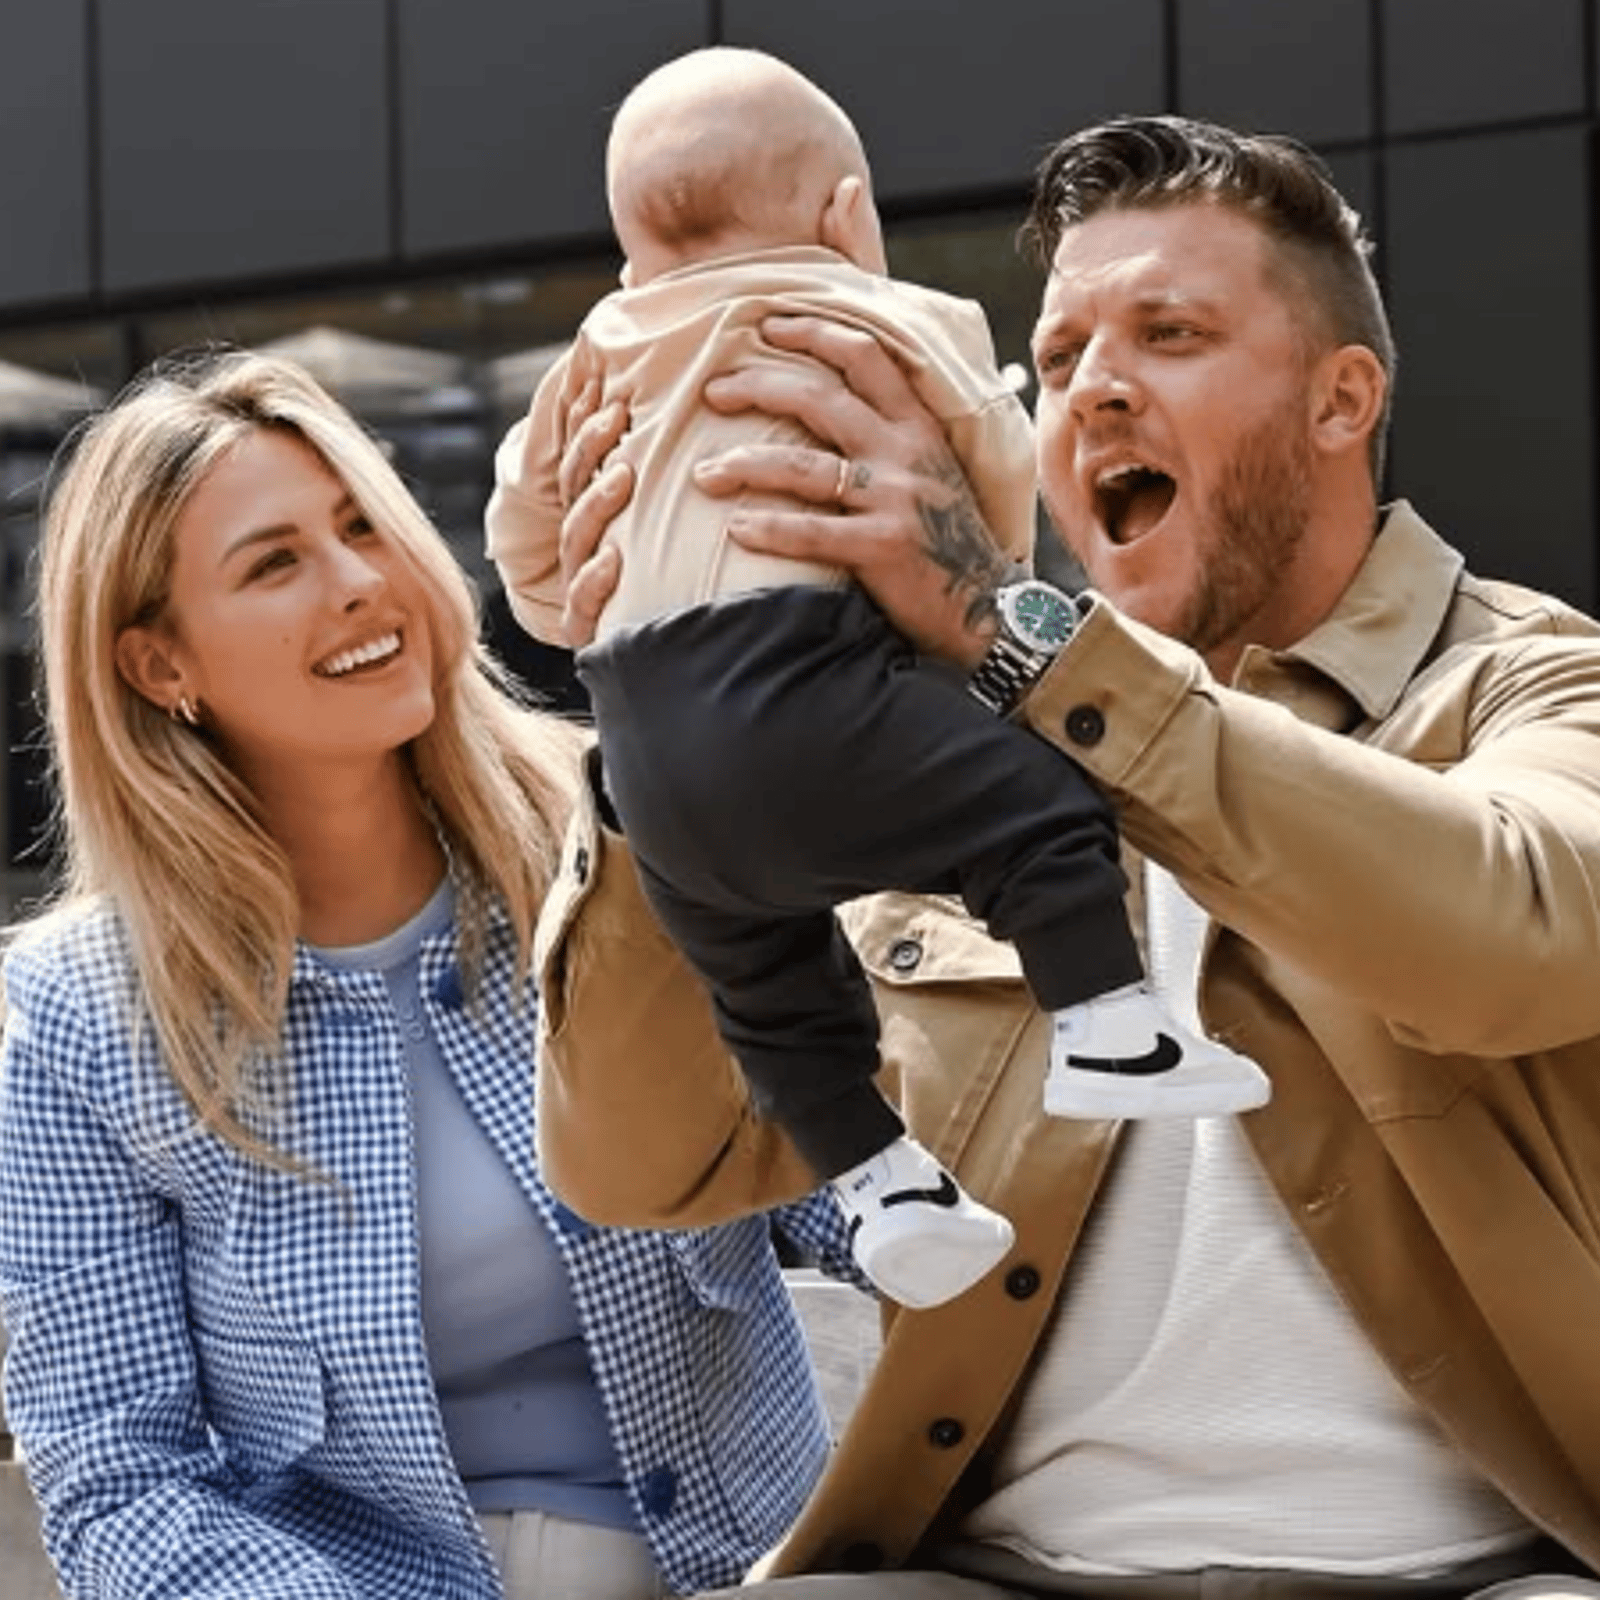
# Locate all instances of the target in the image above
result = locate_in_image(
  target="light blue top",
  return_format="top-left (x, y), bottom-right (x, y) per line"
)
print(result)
top-left (309, 881), bottom-right (630, 1530)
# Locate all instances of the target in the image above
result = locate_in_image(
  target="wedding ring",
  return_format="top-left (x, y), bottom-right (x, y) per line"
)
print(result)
top-left (833, 455), bottom-right (852, 506)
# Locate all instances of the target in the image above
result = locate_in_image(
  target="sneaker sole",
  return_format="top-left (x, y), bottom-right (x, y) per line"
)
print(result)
top-left (854, 1215), bottom-right (1015, 1310)
top-left (1043, 1068), bottom-right (1270, 1121)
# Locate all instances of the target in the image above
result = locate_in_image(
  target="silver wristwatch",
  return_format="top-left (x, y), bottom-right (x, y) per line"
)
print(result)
top-left (966, 579), bottom-right (1081, 716)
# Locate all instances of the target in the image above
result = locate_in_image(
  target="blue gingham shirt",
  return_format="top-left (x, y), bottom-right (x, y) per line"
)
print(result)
top-left (0, 895), bottom-right (849, 1598)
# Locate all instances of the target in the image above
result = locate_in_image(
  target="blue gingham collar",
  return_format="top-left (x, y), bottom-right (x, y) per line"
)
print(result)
top-left (287, 859), bottom-right (513, 995)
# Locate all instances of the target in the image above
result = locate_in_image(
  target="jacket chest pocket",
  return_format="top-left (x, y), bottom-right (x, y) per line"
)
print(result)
top-left (846, 893), bottom-right (1037, 1134)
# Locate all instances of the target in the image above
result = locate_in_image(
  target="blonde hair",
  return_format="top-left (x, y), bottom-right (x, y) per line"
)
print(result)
top-left (27, 347), bottom-right (584, 1168)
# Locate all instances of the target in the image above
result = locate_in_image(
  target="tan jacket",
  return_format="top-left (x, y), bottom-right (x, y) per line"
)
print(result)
top-left (485, 245), bottom-right (1037, 643)
top-left (533, 503), bottom-right (1600, 1575)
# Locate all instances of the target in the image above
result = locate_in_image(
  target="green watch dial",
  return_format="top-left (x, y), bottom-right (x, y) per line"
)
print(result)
top-left (1008, 583), bottom-right (1077, 649)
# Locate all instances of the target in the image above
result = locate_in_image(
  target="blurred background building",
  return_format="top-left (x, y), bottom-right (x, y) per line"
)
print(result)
top-left (0, 0), bottom-right (1594, 910)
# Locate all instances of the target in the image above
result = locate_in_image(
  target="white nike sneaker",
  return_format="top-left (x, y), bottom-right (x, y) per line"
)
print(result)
top-left (832, 1136), bottom-right (1014, 1310)
top-left (1044, 982), bottom-right (1271, 1120)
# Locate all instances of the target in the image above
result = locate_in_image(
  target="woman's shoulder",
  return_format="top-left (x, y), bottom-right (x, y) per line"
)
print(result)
top-left (3, 896), bottom-right (136, 1016)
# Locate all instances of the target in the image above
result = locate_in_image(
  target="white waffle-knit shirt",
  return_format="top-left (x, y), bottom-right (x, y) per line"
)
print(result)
top-left (957, 862), bottom-right (1535, 1576)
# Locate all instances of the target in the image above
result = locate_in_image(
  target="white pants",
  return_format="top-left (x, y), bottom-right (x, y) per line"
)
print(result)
top-left (478, 1508), bottom-right (667, 1600)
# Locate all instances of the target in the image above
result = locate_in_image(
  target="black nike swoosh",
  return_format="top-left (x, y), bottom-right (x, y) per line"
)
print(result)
top-left (880, 1172), bottom-right (961, 1212)
top-left (1065, 1032), bottom-right (1183, 1077)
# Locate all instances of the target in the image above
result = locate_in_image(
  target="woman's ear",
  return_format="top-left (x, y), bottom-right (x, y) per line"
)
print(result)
top-left (1311, 343), bottom-right (1387, 462)
top-left (115, 624), bottom-right (187, 715)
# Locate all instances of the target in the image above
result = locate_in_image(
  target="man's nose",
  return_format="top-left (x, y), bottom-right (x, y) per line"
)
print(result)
top-left (1068, 337), bottom-right (1140, 417)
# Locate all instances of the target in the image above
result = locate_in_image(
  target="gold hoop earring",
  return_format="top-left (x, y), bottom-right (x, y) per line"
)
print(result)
top-left (171, 695), bottom-right (201, 727)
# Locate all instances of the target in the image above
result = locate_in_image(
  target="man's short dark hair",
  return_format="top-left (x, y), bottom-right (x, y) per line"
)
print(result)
top-left (1021, 115), bottom-right (1394, 483)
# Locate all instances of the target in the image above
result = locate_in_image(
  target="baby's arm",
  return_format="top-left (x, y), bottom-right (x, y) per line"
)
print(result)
top-left (927, 298), bottom-right (1038, 571)
top-left (947, 390), bottom-right (1038, 572)
top-left (485, 344), bottom-right (592, 646)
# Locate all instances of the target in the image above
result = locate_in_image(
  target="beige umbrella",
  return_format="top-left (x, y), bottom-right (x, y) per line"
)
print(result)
top-left (0, 359), bottom-right (103, 429)
top-left (487, 341), bottom-right (571, 418)
top-left (258, 325), bottom-right (465, 412)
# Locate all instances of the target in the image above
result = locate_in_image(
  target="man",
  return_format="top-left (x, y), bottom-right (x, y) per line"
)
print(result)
top-left (534, 117), bottom-right (1600, 1598)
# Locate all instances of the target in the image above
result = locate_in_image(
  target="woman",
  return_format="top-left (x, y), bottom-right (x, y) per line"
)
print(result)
top-left (0, 349), bottom-right (846, 1600)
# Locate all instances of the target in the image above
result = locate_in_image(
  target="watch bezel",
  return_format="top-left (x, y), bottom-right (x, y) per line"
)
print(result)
top-left (998, 579), bottom-right (1080, 651)
top-left (967, 580), bottom-right (1080, 716)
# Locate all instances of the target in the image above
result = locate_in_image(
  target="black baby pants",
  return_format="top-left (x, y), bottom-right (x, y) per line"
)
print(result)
top-left (578, 585), bottom-right (1142, 1178)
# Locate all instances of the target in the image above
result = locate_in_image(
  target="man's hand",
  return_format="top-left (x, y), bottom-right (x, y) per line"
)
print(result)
top-left (694, 314), bottom-right (1016, 668)
top-left (556, 380), bottom-right (631, 649)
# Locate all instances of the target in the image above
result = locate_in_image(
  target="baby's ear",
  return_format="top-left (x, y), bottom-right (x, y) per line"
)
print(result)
top-left (821, 174), bottom-right (887, 274)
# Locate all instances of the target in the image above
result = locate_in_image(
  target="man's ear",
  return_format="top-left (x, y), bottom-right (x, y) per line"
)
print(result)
top-left (115, 624), bottom-right (188, 715)
top-left (1311, 344), bottom-right (1386, 461)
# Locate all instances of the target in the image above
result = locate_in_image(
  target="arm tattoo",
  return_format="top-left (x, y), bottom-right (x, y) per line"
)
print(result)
top-left (911, 452), bottom-right (1025, 632)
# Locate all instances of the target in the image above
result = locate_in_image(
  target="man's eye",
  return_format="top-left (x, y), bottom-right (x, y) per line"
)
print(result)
top-left (1150, 323), bottom-right (1200, 344)
top-left (1035, 346), bottom-right (1081, 383)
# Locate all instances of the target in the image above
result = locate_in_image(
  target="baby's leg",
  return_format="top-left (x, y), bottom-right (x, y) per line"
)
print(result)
top-left (862, 666), bottom-right (1270, 1123)
top-left (637, 868), bottom-right (1011, 1307)
top-left (831, 1136), bottom-right (1014, 1310)
top-left (1045, 982), bottom-right (1269, 1120)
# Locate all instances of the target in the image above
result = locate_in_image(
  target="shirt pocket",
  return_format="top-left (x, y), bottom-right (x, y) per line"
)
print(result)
top-left (192, 1327), bottom-right (328, 1481)
top-left (669, 1216), bottom-right (777, 1312)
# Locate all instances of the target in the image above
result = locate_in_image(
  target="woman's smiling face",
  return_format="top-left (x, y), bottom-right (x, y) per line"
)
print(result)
top-left (148, 425), bottom-right (439, 790)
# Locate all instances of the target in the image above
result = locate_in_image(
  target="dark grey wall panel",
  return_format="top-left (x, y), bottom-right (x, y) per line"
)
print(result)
top-left (1385, 129), bottom-right (1594, 607)
top-left (726, 0), bottom-right (1165, 205)
top-left (99, 0), bottom-right (390, 294)
top-left (1384, 0), bottom-right (1585, 135)
top-left (0, 0), bottom-right (91, 307)
top-left (1178, 0), bottom-right (1371, 146)
top-left (398, 0), bottom-right (706, 259)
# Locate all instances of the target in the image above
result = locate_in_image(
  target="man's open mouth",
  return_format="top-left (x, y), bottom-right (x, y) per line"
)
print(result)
top-left (1095, 464), bottom-right (1177, 545)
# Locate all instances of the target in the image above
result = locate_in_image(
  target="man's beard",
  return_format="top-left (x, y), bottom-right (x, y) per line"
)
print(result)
top-left (1166, 403), bottom-right (1314, 664)
top-left (1045, 400), bottom-right (1315, 661)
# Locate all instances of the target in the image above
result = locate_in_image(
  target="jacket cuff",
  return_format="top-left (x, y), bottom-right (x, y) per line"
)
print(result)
top-left (1020, 593), bottom-right (1209, 790)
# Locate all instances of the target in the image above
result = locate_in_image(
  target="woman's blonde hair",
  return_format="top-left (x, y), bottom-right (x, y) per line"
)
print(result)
top-left (29, 346), bottom-right (584, 1166)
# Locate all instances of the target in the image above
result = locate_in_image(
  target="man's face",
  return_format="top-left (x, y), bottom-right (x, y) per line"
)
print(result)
top-left (1031, 201), bottom-right (1319, 670)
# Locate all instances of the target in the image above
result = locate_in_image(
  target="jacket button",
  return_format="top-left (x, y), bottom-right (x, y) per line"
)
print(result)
top-left (839, 1542), bottom-right (884, 1571)
top-left (1065, 705), bottom-right (1106, 746)
top-left (887, 938), bottom-right (923, 973)
top-left (1005, 1265), bottom-right (1041, 1300)
top-left (638, 1466), bottom-right (677, 1517)
top-left (547, 1199), bottom-right (593, 1239)
top-left (928, 1417), bottom-right (965, 1449)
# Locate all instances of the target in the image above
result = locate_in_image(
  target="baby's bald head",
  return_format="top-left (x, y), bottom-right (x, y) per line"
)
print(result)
top-left (607, 48), bottom-right (885, 285)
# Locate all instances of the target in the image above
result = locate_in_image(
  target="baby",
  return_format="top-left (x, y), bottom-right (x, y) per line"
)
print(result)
top-left (489, 47), bottom-right (1268, 1309)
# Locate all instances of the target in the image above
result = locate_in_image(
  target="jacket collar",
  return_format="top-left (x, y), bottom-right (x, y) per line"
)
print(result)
top-left (1231, 501), bottom-right (1464, 729)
